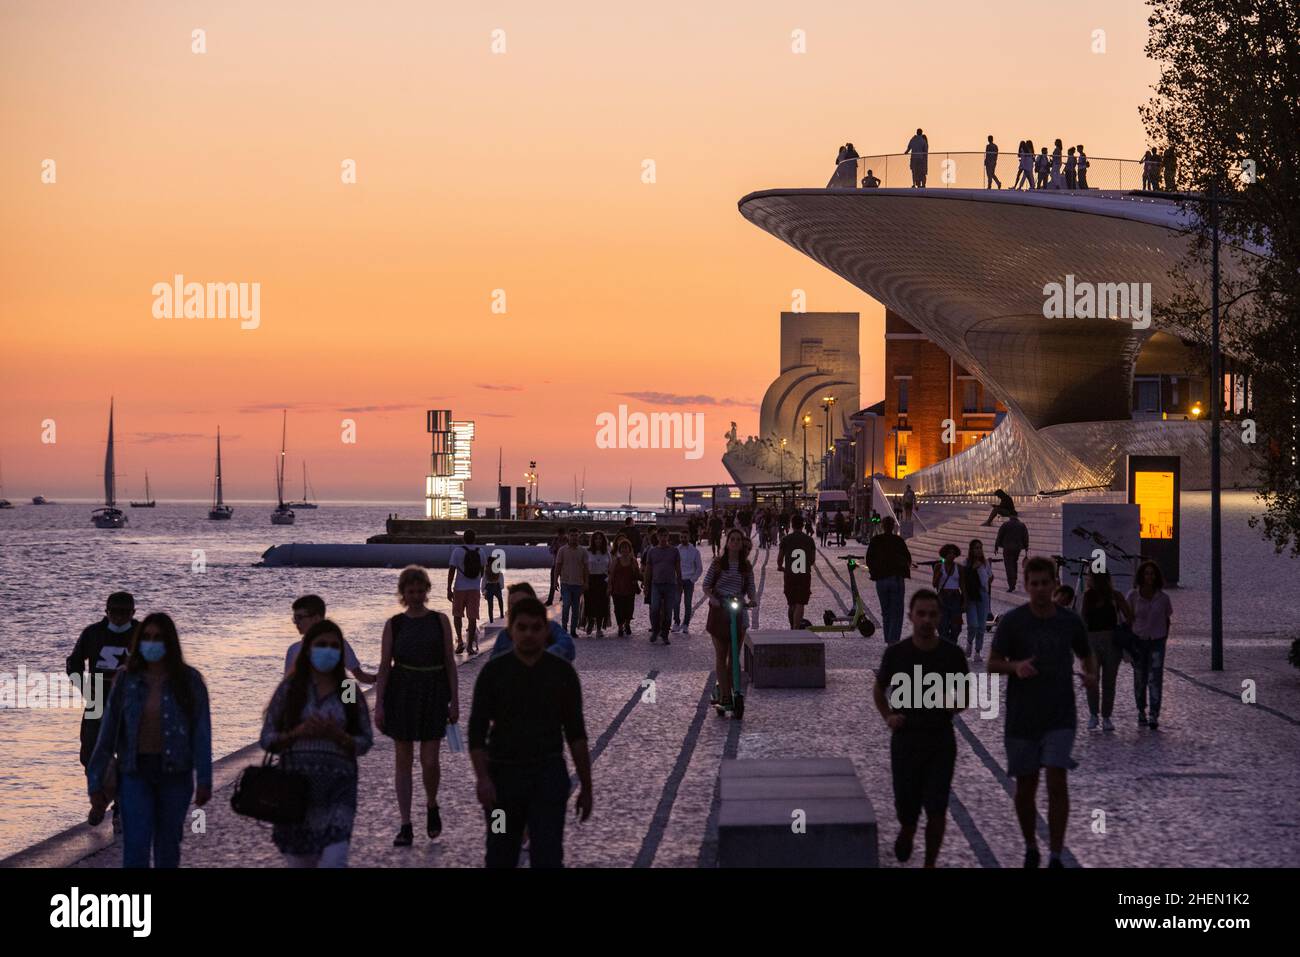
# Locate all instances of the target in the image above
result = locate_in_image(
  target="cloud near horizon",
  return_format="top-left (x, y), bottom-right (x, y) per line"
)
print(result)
top-left (614, 391), bottom-right (760, 410)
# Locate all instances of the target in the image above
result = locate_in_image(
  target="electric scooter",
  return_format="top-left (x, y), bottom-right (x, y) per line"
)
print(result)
top-left (711, 597), bottom-right (754, 718)
top-left (808, 555), bottom-right (877, 637)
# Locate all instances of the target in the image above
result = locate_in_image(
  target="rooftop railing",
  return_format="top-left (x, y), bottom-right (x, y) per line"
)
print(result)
top-left (829, 151), bottom-right (1161, 192)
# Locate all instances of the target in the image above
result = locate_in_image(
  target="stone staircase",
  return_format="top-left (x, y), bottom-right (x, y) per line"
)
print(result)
top-left (902, 498), bottom-right (1109, 567)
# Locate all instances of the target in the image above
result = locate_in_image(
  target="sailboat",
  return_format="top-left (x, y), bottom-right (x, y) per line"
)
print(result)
top-left (285, 461), bottom-right (318, 509)
top-left (271, 411), bottom-right (295, 525)
top-left (208, 429), bottom-right (233, 520)
top-left (0, 458), bottom-right (12, 509)
top-left (130, 471), bottom-right (156, 508)
top-left (91, 399), bottom-right (128, 528)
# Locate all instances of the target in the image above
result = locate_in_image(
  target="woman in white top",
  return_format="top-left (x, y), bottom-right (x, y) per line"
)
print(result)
top-left (1125, 560), bottom-right (1174, 730)
top-left (963, 539), bottom-right (995, 661)
top-left (932, 544), bottom-right (966, 645)
top-left (583, 531), bottom-right (611, 636)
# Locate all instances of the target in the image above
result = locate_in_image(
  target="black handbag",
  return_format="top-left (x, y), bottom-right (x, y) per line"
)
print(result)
top-left (230, 752), bottom-right (309, 824)
top-left (1112, 620), bottom-right (1136, 656)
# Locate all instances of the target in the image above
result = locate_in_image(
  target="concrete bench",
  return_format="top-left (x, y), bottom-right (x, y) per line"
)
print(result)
top-left (717, 758), bottom-right (878, 867)
top-left (742, 630), bottom-right (825, 688)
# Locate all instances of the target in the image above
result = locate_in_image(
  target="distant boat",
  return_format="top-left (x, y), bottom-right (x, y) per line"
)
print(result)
top-left (208, 429), bottom-right (233, 520)
top-left (285, 461), bottom-right (318, 509)
top-left (32, 495), bottom-right (49, 505)
top-left (0, 459), bottom-right (12, 509)
top-left (271, 410), bottom-right (295, 526)
top-left (91, 399), bottom-right (128, 529)
top-left (130, 471), bottom-right (156, 508)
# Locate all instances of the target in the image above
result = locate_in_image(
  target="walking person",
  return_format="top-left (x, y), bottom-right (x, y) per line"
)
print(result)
top-left (469, 596), bottom-right (593, 868)
top-left (777, 513), bottom-right (817, 629)
top-left (86, 612), bottom-right (212, 868)
top-left (816, 511), bottom-right (829, 547)
top-left (673, 531), bottom-right (704, 635)
top-left (932, 544), bottom-right (965, 645)
top-left (988, 557), bottom-right (1097, 868)
top-left (448, 529), bottom-right (485, 655)
top-left (905, 128), bottom-right (929, 187)
top-left (375, 566), bottom-right (458, 846)
top-left (1081, 571), bottom-right (1133, 732)
top-left (964, 539), bottom-right (995, 661)
top-left (1127, 561), bottom-right (1173, 730)
top-left (1035, 146), bottom-right (1050, 188)
top-left (873, 589), bottom-right (970, 867)
top-left (1011, 141), bottom-right (1029, 189)
top-left (865, 515), bottom-right (912, 645)
top-left (68, 592), bottom-right (137, 779)
top-left (1049, 139), bottom-right (1064, 189)
top-left (984, 134), bottom-right (1002, 188)
top-left (707, 509), bottom-right (724, 558)
top-left (482, 549), bottom-right (505, 624)
top-left (702, 528), bottom-right (758, 713)
top-left (1076, 145), bottom-right (1089, 189)
top-left (834, 509), bottom-right (847, 546)
top-left (554, 527), bottom-right (589, 638)
top-left (544, 528), bottom-right (566, 606)
top-left (285, 594), bottom-right (376, 682)
top-left (609, 537), bottom-right (641, 637)
top-left (994, 512), bottom-right (1029, 592)
top-left (1065, 147), bottom-right (1078, 189)
top-left (583, 531), bottom-right (610, 636)
top-left (1162, 143), bottom-right (1177, 191)
top-left (261, 619), bottom-right (374, 867)
top-left (645, 530), bottom-right (682, 645)
top-left (902, 484), bottom-right (916, 522)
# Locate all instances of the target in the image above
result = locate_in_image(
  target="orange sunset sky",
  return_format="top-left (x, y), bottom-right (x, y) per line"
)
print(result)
top-left (0, 0), bottom-right (1159, 504)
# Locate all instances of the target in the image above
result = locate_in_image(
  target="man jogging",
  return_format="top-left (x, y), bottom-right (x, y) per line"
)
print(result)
top-left (987, 557), bottom-right (1097, 868)
top-left (873, 589), bottom-right (970, 867)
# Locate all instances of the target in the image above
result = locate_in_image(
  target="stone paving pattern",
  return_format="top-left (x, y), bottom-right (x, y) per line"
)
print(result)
top-left (75, 516), bottom-right (1300, 868)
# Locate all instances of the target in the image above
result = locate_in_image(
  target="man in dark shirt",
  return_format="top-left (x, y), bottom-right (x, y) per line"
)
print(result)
top-left (707, 511), bottom-right (724, 557)
top-left (644, 537), bottom-right (682, 645)
top-left (66, 591), bottom-right (137, 767)
top-left (994, 513), bottom-right (1030, 592)
top-left (865, 516), bottom-right (912, 644)
top-left (777, 514), bottom-right (817, 628)
top-left (622, 517), bottom-right (642, 556)
top-left (469, 597), bottom-right (592, 868)
top-left (988, 557), bottom-right (1097, 869)
top-left (873, 589), bottom-right (970, 867)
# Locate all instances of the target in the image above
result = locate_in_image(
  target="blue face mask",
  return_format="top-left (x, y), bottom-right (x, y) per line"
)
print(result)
top-left (138, 640), bottom-right (166, 663)
top-left (310, 646), bottom-right (342, 672)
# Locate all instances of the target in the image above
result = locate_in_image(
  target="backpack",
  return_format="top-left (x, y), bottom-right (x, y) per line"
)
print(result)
top-left (460, 546), bottom-right (483, 579)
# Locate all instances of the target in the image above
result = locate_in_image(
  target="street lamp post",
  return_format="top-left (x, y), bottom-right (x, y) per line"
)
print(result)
top-left (817, 425), bottom-right (825, 487)
top-left (780, 437), bottom-right (787, 482)
top-left (802, 414), bottom-right (811, 493)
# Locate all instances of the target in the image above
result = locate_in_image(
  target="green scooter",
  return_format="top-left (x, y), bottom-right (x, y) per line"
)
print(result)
top-left (711, 597), bottom-right (753, 719)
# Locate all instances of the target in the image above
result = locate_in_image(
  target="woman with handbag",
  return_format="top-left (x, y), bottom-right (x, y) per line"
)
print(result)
top-left (86, 613), bottom-right (212, 868)
top-left (1126, 561), bottom-right (1174, 730)
top-left (963, 539), bottom-right (995, 661)
top-left (1081, 571), bottom-right (1134, 732)
top-left (374, 565), bottom-right (458, 846)
top-left (701, 528), bottom-right (757, 712)
top-left (260, 619), bottom-right (373, 867)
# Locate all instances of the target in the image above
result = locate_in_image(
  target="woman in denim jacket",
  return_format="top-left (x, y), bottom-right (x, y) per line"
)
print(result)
top-left (87, 612), bottom-right (212, 867)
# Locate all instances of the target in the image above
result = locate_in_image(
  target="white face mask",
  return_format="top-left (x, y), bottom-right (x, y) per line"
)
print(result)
top-left (106, 619), bottom-right (133, 633)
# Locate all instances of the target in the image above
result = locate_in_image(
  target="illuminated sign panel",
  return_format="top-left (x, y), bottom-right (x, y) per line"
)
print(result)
top-left (1133, 470), bottom-right (1175, 539)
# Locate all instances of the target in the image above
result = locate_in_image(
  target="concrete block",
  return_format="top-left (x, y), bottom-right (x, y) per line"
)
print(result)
top-left (743, 630), bottom-right (826, 688)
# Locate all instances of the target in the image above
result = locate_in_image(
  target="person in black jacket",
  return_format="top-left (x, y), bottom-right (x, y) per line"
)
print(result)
top-left (67, 591), bottom-right (138, 767)
top-left (994, 515), bottom-right (1030, 592)
top-left (865, 517), bottom-right (912, 644)
top-left (982, 489), bottom-right (1017, 526)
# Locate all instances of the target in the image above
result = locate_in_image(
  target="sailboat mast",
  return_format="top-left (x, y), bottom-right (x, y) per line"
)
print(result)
top-left (216, 430), bottom-right (225, 505)
top-left (277, 411), bottom-right (287, 507)
top-left (302, 461), bottom-right (308, 500)
top-left (104, 399), bottom-right (116, 507)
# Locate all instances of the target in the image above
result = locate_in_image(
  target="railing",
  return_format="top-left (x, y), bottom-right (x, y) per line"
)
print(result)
top-left (829, 151), bottom-right (1156, 191)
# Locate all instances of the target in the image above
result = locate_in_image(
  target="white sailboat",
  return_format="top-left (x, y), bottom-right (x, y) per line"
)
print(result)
top-left (91, 399), bottom-right (128, 528)
top-left (208, 429), bottom-right (233, 520)
top-left (286, 461), bottom-right (318, 509)
top-left (271, 411), bottom-right (295, 525)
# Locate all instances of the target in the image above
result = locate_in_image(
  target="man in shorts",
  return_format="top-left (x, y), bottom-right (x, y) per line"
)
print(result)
top-left (777, 513), bottom-right (816, 628)
top-left (988, 556), bottom-right (1097, 868)
top-left (873, 589), bottom-right (970, 867)
top-left (448, 529), bottom-right (485, 655)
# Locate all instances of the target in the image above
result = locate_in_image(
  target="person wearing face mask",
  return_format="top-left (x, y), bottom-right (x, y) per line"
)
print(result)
top-left (86, 613), bottom-right (212, 868)
top-left (261, 619), bottom-right (374, 867)
top-left (67, 592), bottom-right (138, 770)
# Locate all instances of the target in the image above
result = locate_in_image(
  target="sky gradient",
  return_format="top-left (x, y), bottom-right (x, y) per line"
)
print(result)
top-left (0, 0), bottom-right (1159, 504)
